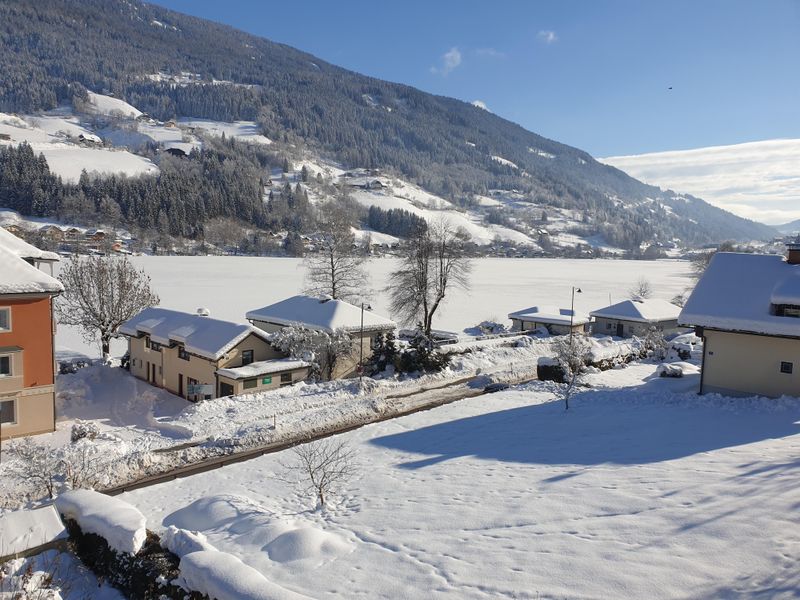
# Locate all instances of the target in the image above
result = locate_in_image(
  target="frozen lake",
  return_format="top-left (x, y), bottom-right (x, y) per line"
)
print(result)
top-left (56, 256), bottom-right (692, 359)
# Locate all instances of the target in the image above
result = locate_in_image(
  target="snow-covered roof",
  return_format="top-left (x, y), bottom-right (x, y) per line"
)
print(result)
top-left (680, 252), bottom-right (800, 337)
top-left (0, 505), bottom-right (67, 558)
top-left (507, 305), bottom-right (590, 326)
top-left (590, 298), bottom-right (680, 323)
top-left (119, 307), bottom-right (270, 360)
top-left (247, 295), bottom-right (396, 333)
top-left (0, 246), bottom-right (64, 295)
top-left (0, 225), bottom-right (60, 261)
top-left (216, 358), bottom-right (311, 380)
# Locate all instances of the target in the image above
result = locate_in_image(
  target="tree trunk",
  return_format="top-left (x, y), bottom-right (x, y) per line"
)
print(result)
top-left (101, 334), bottom-right (111, 362)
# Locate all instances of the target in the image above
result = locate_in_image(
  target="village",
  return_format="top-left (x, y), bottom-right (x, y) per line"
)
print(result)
top-left (1, 221), bottom-right (799, 598)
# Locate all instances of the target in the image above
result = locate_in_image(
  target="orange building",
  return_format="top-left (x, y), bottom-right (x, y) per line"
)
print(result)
top-left (0, 235), bottom-right (63, 440)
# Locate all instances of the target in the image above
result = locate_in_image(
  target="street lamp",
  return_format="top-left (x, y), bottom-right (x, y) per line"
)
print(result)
top-left (359, 302), bottom-right (372, 385)
top-left (569, 286), bottom-right (582, 344)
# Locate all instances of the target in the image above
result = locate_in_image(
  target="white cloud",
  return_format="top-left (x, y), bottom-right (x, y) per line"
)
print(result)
top-left (474, 47), bottom-right (506, 59)
top-left (600, 139), bottom-right (800, 225)
top-left (537, 30), bottom-right (558, 44)
top-left (430, 47), bottom-right (462, 76)
top-left (471, 100), bottom-right (491, 112)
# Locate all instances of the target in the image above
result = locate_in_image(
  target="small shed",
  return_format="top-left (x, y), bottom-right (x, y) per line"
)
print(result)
top-left (508, 305), bottom-right (590, 336)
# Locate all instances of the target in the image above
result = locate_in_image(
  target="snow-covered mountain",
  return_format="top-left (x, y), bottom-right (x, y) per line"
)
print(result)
top-left (600, 139), bottom-right (800, 226)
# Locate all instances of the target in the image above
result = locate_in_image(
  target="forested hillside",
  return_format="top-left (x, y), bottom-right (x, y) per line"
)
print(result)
top-left (0, 0), bottom-right (777, 248)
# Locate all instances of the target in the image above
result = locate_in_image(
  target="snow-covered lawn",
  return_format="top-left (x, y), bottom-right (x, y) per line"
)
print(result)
top-left (55, 256), bottom-right (691, 359)
top-left (119, 365), bottom-right (800, 598)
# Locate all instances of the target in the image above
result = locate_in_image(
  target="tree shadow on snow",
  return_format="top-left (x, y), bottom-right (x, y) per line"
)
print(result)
top-left (370, 387), bottom-right (800, 468)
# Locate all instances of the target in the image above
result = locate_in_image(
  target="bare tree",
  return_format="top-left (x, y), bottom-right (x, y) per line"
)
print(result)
top-left (691, 241), bottom-right (736, 280)
top-left (56, 255), bottom-right (159, 361)
top-left (7, 439), bottom-right (61, 499)
top-left (280, 438), bottom-right (358, 508)
top-left (303, 202), bottom-right (369, 303)
top-left (551, 335), bottom-right (591, 411)
top-left (270, 325), bottom-right (353, 380)
top-left (628, 277), bottom-right (653, 300)
top-left (386, 218), bottom-right (472, 336)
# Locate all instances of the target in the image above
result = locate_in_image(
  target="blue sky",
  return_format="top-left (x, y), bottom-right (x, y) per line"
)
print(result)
top-left (153, 0), bottom-right (799, 157)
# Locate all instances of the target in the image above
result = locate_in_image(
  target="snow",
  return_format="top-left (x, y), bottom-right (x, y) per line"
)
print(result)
top-left (54, 490), bottom-right (147, 555)
top-left (590, 297), bottom-right (681, 322)
top-left (507, 305), bottom-right (590, 326)
top-left (770, 269), bottom-right (800, 306)
top-left (0, 505), bottom-right (66, 558)
top-left (0, 225), bottom-right (60, 262)
top-left (160, 525), bottom-right (216, 556)
top-left (119, 307), bottom-right (270, 361)
top-left (86, 92), bottom-right (142, 119)
top-left (217, 358), bottom-right (311, 379)
top-left (246, 295), bottom-right (396, 333)
top-left (0, 246), bottom-right (64, 294)
top-left (177, 118), bottom-right (272, 145)
top-left (490, 155), bottom-right (519, 169)
top-left (0, 112), bottom-right (159, 183)
top-left (600, 138), bottom-right (800, 225)
top-left (55, 257), bottom-right (692, 359)
top-left (680, 252), bottom-right (800, 336)
top-left (177, 550), bottom-right (311, 600)
top-left (119, 366), bottom-right (800, 598)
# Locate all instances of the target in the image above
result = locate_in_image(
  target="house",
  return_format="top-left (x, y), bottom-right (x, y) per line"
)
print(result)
top-left (38, 225), bottom-right (65, 243)
top-left (0, 226), bottom-right (60, 275)
top-left (119, 308), bottom-right (310, 401)
top-left (590, 298), bottom-right (683, 337)
top-left (0, 245), bottom-right (63, 440)
top-left (246, 295), bottom-right (396, 379)
top-left (679, 246), bottom-right (800, 398)
top-left (507, 305), bottom-right (590, 335)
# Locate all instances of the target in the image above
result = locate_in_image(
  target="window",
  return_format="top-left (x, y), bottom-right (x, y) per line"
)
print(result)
top-left (144, 336), bottom-right (150, 349)
top-left (241, 350), bottom-right (254, 366)
top-left (606, 323), bottom-right (612, 330)
top-left (150, 341), bottom-right (162, 352)
top-left (780, 361), bottom-right (793, 374)
top-left (280, 372), bottom-right (292, 383)
top-left (0, 355), bottom-right (10, 377)
top-left (0, 308), bottom-right (10, 332)
top-left (178, 347), bottom-right (190, 361)
top-left (0, 399), bottom-right (15, 425)
top-left (243, 378), bottom-right (258, 390)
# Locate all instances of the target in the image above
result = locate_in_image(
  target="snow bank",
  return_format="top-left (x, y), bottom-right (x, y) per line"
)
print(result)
top-left (160, 525), bottom-right (217, 556)
top-left (55, 489), bottom-right (147, 554)
top-left (0, 505), bottom-right (66, 558)
top-left (177, 550), bottom-right (310, 600)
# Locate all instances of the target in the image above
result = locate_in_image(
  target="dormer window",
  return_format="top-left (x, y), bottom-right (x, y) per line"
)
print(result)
top-left (773, 304), bottom-right (800, 318)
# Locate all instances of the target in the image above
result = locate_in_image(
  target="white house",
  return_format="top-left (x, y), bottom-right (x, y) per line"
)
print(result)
top-left (590, 298), bottom-right (683, 338)
top-left (507, 305), bottom-right (590, 335)
top-left (246, 295), bottom-right (395, 379)
top-left (679, 247), bottom-right (800, 398)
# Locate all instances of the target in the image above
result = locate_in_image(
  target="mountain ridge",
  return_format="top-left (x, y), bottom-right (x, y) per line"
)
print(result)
top-left (0, 0), bottom-right (778, 248)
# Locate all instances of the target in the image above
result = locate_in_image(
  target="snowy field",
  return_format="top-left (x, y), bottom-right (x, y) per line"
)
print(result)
top-left (55, 257), bottom-right (692, 359)
top-left (600, 138), bottom-right (800, 225)
top-left (119, 365), bottom-right (800, 599)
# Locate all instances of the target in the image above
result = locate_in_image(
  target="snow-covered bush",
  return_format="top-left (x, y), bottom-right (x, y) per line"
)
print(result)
top-left (70, 420), bottom-right (100, 442)
top-left (270, 325), bottom-right (352, 380)
top-left (639, 326), bottom-right (668, 361)
top-left (397, 331), bottom-right (450, 374)
top-left (6, 439), bottom-right (62, 499)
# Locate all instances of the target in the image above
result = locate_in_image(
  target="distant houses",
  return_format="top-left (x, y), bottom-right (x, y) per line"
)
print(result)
top-left (246, 295), bottom-right (396, 379)
top-left (119, 307), bottom-right (310, 401)
top-left (590, 299), bottom-right (683, 338)
top-left (0, 231), bottom-right (63, 441)
top-left (679, 242), bottom-right (800, 398)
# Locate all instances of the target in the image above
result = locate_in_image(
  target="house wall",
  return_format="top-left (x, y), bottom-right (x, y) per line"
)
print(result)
top-left (128, 332), bottom-right (284, 400)
top-left (592, 317), bottom-right (683, 338)
top-left (218, 365), bottom-right (312, 396)
top-left (0, 295), bottom-right (56, 440)
top-left (701, 329), bottom-right (800, 398)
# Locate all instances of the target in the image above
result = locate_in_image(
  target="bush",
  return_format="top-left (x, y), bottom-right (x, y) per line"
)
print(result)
top-left (70, 420), bottom-right (100, 443)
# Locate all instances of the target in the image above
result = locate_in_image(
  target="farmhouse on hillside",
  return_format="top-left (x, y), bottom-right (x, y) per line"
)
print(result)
top-left (679, 244), bottom-right (800, 398)
top-left (120, 308), bottom-right (310, 401)
top-left (590, 298), bottom-right (683, 337)
top-left (0, 234), bottom-right (63, 440)
top-left (507, 305), bottom-right (590, 335)
top-left (246, 295), bottom-right (396, 379)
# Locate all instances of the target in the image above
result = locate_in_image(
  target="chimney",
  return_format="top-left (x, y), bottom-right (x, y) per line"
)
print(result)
top-left (787, 237), bottom-right (800, 265)
top-left (196, 307), bottom-right (210, 317)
